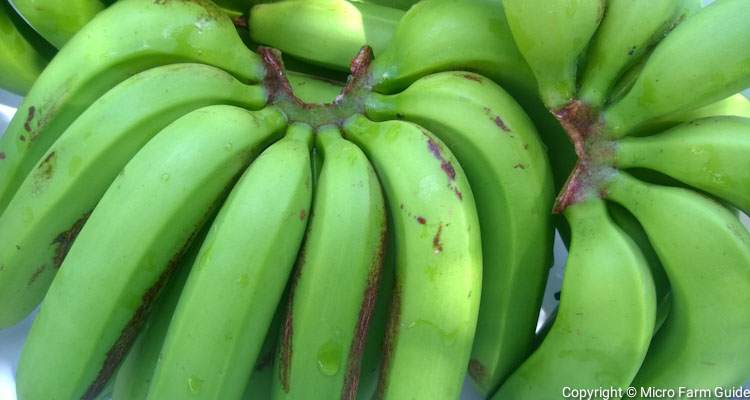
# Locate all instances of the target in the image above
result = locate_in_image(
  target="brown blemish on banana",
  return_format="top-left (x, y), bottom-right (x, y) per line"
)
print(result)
top-left (23, 106), bottom-right (35, 132)
top-left (482, 107), bottom-right (511, 133)
top-left (279, 246), bottom-right (306, 393)
top-left (468, 359), bottom-right (487, 384)
top-left (27, 265), bottom-right (45, 286)
top-left (37, 151), bottom-right (56, 180)
top-left (433, 224), bottom-right (444, 253)
top-left (0, 152), bottom-right (5, 160)
top-left (376, 280), bottom-right (402, 399)
top-left (81, 226), bottom-right (204, 400)
top-left (416, 216), bottom-right (426, 225)
top-left (19, 135), bottom-right (26, 142)
top-left (52, 212), bottom-right (91, 268)
top-left (426, 136), bottom-right (456, 181)
top-left (343, 227), bottom-right (387, 400)
top-left (299, 208), bottom-right (306, 221)
top-left (232, 15), bottom-right (248, 28)
top-left (513, 163), bottom-right (526, 170)
top-left (457, 73), bottom-right (483, 83)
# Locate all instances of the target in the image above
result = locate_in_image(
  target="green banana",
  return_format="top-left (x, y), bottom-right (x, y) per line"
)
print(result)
top-left (604, 0), bottom-right (750, 137)
top-left (286, 71), bottom-right (343, 104)
top-left (146, 123), bottom-right (313, 400)
top-left (0, 63), bottom-right (266, 329)
top-left (0, 0), bottom-right (264, 212)
top-left (242, 300), bottom-right (286, 400)
top-left (502, 0), bottom-right (605, 108)
top-left (0, 0), bottom-right (50, 95)
top-left (615, 116), bottom-right (750, 215)
top-left (494, 198), bottom-right (656, 399)
top-left (10, 0), bottom-right (106, 48)
top-left (249, 0), bottom-right (403, 71)
top-left (578, 0), bottom-right (688, 108)
top-left (638, 93), bottom-right (750, 135)
top-left (15, 105), bottom-right (285, 400)
top-left (270, 125), bottom-right (386, 399)
top-left (607, 202), bottom-right (672, 333)
top-left (606, 172), bottom-right (750, 392)
top-left (343, 115), bottom-right (482, 399)
top-left (358, 0), bottom-right (419, 10)
top-left (368, 0), bottom-right (537, 103)
top-left (364, 71), bottom-right (554, 395)
top-left (112, 232), bottom-right (203, 400)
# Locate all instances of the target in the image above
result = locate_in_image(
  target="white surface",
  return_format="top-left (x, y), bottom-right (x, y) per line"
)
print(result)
top-left (0, 86), bottom-right (748, 399)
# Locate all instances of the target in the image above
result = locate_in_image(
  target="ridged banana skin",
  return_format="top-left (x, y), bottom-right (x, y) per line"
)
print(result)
top-left (0, 1), bottom-right (48, 95)
top-left (146, 124), bottom-right (313, 400)
top-left (343, 115), bottom-right (482, 400)
top-left (271, 126), bottom-right (386, 399)
top-left (0, 0), bottom-right (264, 212)
top-left (250, 0), bottom-right (403, 71)
top-left (112, 234), bottom-right (202, 400)
top-left (604, 0), bottom-right (750, 137)
top-left (10, 0), bottom-right (106, 48)
top-left (286, 71), bottom-right (343, 104)
top-left (364, 71), bottom-right (553, 395)
top-left (637, 93), bottom-right (750, 135)
top-left (578, 0), bottom-right (683, 108)
top-left (16, 105), bottom-right (286, 400)
top-left (368, 0), bottom-right (537, 102)
top-left (0, 63), bottom-right (266, 329)
top-left (494, 199), bottom-right (656, 400)
top-left (502, 0), bottom-right (605, 108)
top-left (615, 116), bottom-right (750, 217)
top-left (607, 172), bottom-right (750, 392)
top-left (606, 203), bottom-right (672, 334)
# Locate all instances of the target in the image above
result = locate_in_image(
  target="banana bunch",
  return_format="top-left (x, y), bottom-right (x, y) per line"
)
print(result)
top-left (0, 0), bottom-right (556, 399)
top-left (491, 0), bottom-right (750, 397)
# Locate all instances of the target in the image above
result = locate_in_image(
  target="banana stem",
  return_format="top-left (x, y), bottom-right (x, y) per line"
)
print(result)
top-left (552, 100), bottom-right (617, 213)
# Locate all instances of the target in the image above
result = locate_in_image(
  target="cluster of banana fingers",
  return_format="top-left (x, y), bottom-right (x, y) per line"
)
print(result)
top-left (0, 0), bottom-right (557, 399)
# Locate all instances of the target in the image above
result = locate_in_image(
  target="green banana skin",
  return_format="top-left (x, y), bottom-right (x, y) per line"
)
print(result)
top-left (10, 0), bottom-right (106, 48)
top-left (494, 199), bottom-right (656, 400)
top-left (0, 1), bottom-right (49, 95)
top-left (146, 123), bottom-right (313, 400)
top-left (250, 0), bottom-right (403, 71)
top-left (578, 0), bottom-right (685, 108)
top-left (357, 0), bottom-right (419, 11)
top-left (0, 63), bottom-right (266, 329)
top-left (502, 0), bottom-right (605, 108)
top-left (606, 202), bottom-right (672, 333)
top-left (604, 0), bottom-right (750, 137)
top-left (343, 115), bottom-right (482, 400)
top-left (286, 70), bottom-right (343, 104)
top-left (0, 0), bottom-right (264, 213)
top-left (112, 232), bottom-right (203, 400)
top-left (636, 93), bottom-right (750, 135)
top-left (606, 172), bottom-right (750, 392)
top-left (369, 0), bottom-right (537, 102)
top-left (365, 71), bottom-right (554, 395)
top-left (16, 105), bottom-right (286, 400)
top-left (271, 126), bottom-right (386, 399)
top-left (242, 299), bottom-right (286, 400)
top-left (615, 116), bottom-right (750, 215)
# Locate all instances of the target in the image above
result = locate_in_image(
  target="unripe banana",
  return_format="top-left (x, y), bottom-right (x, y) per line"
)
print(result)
top-left (0, 63), bottom-right (266, 329)
top-left (0, 0), bottom-right (50, 95)
top-left (343, 114), bottom-right (482, 400)
top-left (494, 198), bottom-right (656, 400)
top-left (365, 71), bottom-right (554, 395)
top-left (242, 302), bottom-right (286, 400)
top-left (112, 234), bottom-right (203, 400)
top-left (578, 0), bottom-right (686, 108)
top-left (0, 0), bottom-right (264, 212)
top-left (615, 116), bottom-right (750, 215)
top-left (286, 71), bottom-right (343, 104)
top-left (146, 123), bottom-right (313, 400)
top-left (15, 105), bottom-right (286, 400)
top-left (604, 0), bottom-right (750, 137)
top-left (359, 0), bottom-right (420, 10)
top-left (637, 93), bottom-right (750, 135)
top-left (250, 0), bottom-right (403, 71)
top-left (502, 0), bottom-right (605, 108)
top-left (10, 0), bottom-right (106, 48)
top-left (369, 0), bottom-right (537, 103)
top-left (270, 125), bottom-right (386, 399)
top-left (606, 172), bottom-right (750, 392)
